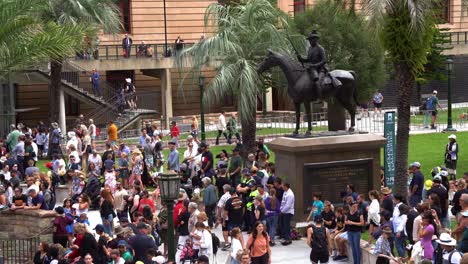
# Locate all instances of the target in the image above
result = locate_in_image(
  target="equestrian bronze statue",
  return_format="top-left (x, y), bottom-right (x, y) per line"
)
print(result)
top-left (257, 31), bottom-right (358, 135)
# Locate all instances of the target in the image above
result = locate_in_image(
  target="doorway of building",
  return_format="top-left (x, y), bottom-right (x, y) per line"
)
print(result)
top-left (106, 70), bottom-right (134, 92)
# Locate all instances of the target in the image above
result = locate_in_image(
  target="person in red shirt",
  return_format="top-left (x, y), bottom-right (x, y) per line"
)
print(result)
top-left (170, 121), bottom-right (180, 145)
top-left (173, 193), bottom-right (187, 227)
top-left (138, 190), bottom-right (155, 213)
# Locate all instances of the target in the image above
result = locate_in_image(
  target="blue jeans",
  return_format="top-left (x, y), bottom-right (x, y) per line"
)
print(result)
top-left (102, 214), bottom-right (113, 237)
top-left (395, 234), bottom-right (407, 257)
top-left (348, 231), bottom-right (361, 264)
top-left (231, 259), bottom-right (240, 264)
top-left (266, 215), bottom-right (279, 242)
top-left (279, 213), bottom-right (292, 241)
top-left (409, 194), bottom-right (421, 207)
top-left (423, 110), bottom-right (430, 127)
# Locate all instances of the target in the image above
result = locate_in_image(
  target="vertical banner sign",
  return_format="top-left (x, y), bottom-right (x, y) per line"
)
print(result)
top-left (384, 111), bottom-right (396, 190)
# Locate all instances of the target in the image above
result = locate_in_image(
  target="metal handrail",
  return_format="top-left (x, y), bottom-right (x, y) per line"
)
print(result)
top-left (71, 42), bottom-right (195, 60)
top-left (449, 31), bottom-right (468, 45)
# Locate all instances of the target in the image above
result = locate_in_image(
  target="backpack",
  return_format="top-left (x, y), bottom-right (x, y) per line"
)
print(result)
top-left (45, 189), bottom-right (56, 210)
top-left (211, 232), bottom-right (221, 255)
top-left (310, 225), bottom-right (327, 252)
top-left (96, 127), bottom-right (101, 137)
top-left (448, 249), bottom-right (463, 263)
top-left (426, 96), bottom-right (435, 110)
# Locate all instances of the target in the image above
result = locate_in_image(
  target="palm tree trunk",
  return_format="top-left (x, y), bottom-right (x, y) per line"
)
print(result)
top-left (49, 60), bottom-right (62, 123)
top-left (240, 106), bottom-right (257, 161)
top-left (394, 62), bottom-right (413, 199)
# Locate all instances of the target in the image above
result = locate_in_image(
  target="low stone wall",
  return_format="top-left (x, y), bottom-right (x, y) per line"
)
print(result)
top-left (19, 184), bottom-right (70, 207)
top-left (0, 209), bottom-right (56, 242)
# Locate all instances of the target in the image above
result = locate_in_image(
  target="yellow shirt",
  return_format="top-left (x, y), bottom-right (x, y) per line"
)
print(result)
top-left (107, 124), bottom-right (118, 141)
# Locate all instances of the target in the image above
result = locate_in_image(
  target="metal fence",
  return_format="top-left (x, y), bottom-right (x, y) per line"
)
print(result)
top-left (72, 42), bottom-right (195, 61)
top-left (0, 236), bottom-right (40, 264)
top-left (92, 103), bottom-right (468, 146)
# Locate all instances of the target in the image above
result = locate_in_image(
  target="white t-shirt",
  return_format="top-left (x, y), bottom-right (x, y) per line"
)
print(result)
top-left (88, 154), bottom-right (102, 170)
top-left (443, 249), bottom-right (462, 264)
top-left (231, 238), bottom-right (243, 259)
top-left (217, 114), bottom-right (226, 131)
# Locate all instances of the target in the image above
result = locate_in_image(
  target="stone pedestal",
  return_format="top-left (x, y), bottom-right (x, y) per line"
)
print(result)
top-left (0, 209), bottom-right (56, 241)
top-left (268, 134), bottom-right (386, 220)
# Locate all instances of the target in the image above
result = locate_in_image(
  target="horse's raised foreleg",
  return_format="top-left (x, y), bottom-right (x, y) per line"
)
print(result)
top-left (293, 102), bottom-right (301, 135)
top-left (304, 101), bottom-right (312, 136)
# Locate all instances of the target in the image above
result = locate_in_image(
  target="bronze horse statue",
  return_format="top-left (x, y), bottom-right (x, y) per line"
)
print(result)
top-left (257, 49), bottom-right (358, 135)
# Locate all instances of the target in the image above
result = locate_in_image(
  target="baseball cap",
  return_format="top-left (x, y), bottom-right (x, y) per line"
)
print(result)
top-left (314, 215), bottom-right (323, 223)
top-left (440, 171), bottom-right (448, 177)
top-left (433, 90), bottom-right (438, 94)
top-left (119, 217), bottom-right (129, 223)
top-left (137, 222), bottom-right (149, 229)
top-left (424, 180), bottom-right (433, 190)
top-left (247, 182), bottom-right (257, 188)
top-left (433, 175), bottom-right (442, 182)
top-left (117, 240), bottom-right (128, 247)
top-left (94, 224), bottom-right (105, 232)
top-left (448, 134), bottom-right (457, 140)
top-left (242, 168), bottom-right (251, 175)
top-left (27, 185), bottom-right (39, 193)
top-left (409, 161), bottom-right (421, 168)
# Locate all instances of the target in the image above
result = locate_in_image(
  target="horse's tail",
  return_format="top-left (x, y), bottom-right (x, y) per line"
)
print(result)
top-left (349, 71), bottom-right (359, 105)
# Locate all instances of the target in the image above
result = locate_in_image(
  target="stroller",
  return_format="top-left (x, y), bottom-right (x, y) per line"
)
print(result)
top-left (178, 239), bottom-right (198, 264)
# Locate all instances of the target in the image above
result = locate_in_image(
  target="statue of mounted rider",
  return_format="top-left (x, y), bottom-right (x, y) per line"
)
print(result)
top-left (296, 30), bottom-right (342, 97)
top-left (257, 30), bottom-right (358, 135)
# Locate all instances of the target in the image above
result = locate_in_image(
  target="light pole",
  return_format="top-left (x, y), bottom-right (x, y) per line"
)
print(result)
top-left (157, 171), bottom-right (181, 262)
top-left (163, 0), bottom-right (168, 57)
top-left (444, 58), bottom-right (456, 132)
top-left (199, 75), bottom-right (206, 141)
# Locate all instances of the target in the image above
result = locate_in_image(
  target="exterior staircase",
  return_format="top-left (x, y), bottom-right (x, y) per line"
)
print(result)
top-left (36, 60), bottom-right (158, 133)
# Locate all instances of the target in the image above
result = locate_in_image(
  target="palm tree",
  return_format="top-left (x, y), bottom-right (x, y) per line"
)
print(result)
top-left (41, 0), bottom-right (122, 122)
top-left (176, 0), bottom-right (290, 155)
top-left (0, 0), bottom-right (83, 80)
top-left (362, 0), bottom-right (435, 197)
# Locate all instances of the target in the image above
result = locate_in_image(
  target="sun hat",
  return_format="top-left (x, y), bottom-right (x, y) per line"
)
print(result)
top-left (448, 134), bottom-right (457, 140)
top-left (381, 187), bottom-right (392, 195)
top-left (436, 233), bottom-right (457, 246)
top-left (424, 180), bottom-right (433, 190)
top-left (152, 255), bottom-right (166, 264)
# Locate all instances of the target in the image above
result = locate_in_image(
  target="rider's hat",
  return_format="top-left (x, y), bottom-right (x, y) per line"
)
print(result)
top-left (307, 30), bottom-right (320, 40)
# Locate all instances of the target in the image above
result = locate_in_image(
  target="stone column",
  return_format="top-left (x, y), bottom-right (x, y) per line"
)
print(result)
top-left (162, 68), bottom-right (173, 129)
top-left (266, 88), bottom-right (273, 112)
top-left (58, 87), bottom-right (66, 135)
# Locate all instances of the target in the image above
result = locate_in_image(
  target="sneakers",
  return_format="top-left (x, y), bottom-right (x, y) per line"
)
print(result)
top-left (332, 255), bottom-right (348, 262)
top-left (269, 241), bottom-right (276, 247)
top-left (281, 240), bottom-right (292, 246)
top-left (221, 243), bottom-right (231, 251)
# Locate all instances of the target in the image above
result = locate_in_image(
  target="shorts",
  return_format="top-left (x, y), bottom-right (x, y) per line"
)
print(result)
top-left (91, 135), bottom-right (95, 140)
top-left (222, 221), bottom-right (228, 232)
top-left (338, 231), bottom-right (348, 240)
top-left (360, 104), bottom-right (368, 109)
top-left (373, 102), bottom-right (382, 108)
top-left (38, 145), bottom-right (44, 151)
top-left (370, 220), bottom-right (380, 227)
top-left (431, 110), bottom-right (438, 117)
top-left (310, 249), bottom-right (329, 263)
top-left (191, 129), bottom-right (198, 138)
top-left (227, 222), bottom-right (242, 231)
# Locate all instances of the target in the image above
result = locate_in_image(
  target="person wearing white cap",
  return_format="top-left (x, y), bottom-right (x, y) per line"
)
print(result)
top-left (445, 134), bottom-right (458, 180)
top-left (409, 161), bottom-right (424, 207)
top-left (423, 90), bottom-right (441, 129)
top-left (436, 233), bottom-right (463, 263)
top-left (124, 78), bottom-right (137, 110)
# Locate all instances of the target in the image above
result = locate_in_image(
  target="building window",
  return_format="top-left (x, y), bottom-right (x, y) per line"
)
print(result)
top-left (120, 0), bottom-right (131, 33)
top-left (294, 0), bottom-right (306, 15)
top-left (435, 0), bottom-right (450, 23)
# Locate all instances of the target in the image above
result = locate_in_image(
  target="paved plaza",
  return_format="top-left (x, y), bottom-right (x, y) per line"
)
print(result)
top-left (87, 210), bottom-right (346, 264)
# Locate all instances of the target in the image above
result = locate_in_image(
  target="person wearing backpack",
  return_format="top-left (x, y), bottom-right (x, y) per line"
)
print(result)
top-left (437, 232), bottom-right (463, 264)
top-left (307, 215), bottom-right (332, 264)
top-left (424, 90), bottom-right (442, 129)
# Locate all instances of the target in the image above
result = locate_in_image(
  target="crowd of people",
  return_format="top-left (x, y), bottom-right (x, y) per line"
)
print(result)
top-left (0, 119), bottom-right (292, 264)
top-left (2, 117), bottom-right (468, 264)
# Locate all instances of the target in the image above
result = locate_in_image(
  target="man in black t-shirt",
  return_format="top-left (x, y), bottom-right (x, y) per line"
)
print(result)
top-left (224, 188), bottom-right (244, 231)
top-left (321, 201), bottom-right (336, 230)
top-left (10, 187), bottom-right (27, 210)
top-left (200, 142), bottom-right (214, 179)
top-left (427, 175), bottom-right (449, 227)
